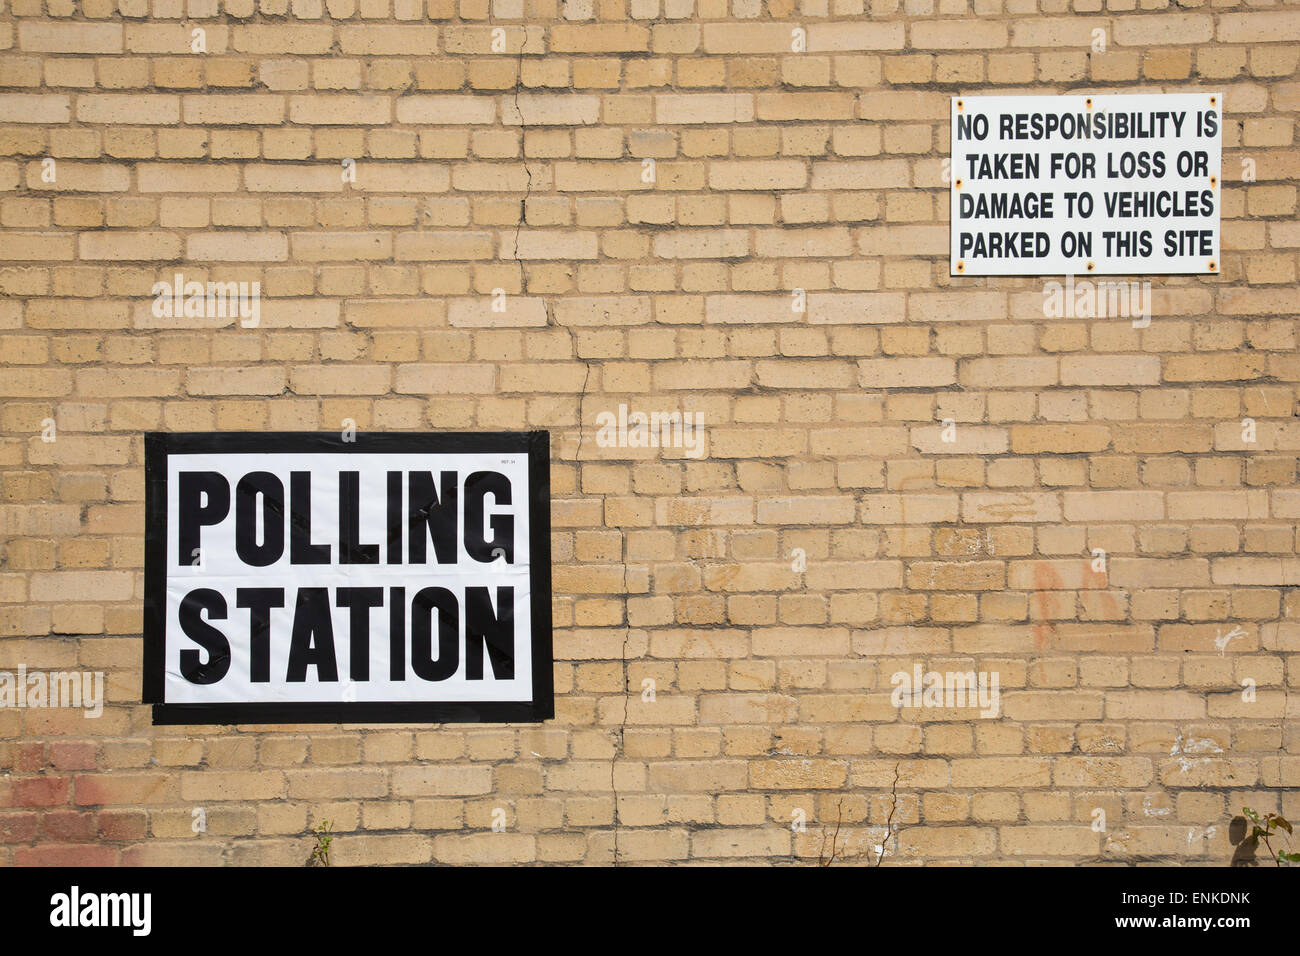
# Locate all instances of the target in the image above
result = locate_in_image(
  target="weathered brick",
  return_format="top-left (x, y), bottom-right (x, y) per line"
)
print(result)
top-left (80, 95), bottom-right (184, 126)
top-left (187, 232), bottom-right (288, 262)
top-left (78, 232), bottom-right (181, 261)
top-left (19, 23), bottom-right (122, 54)
top-left (0, 94), bottom-right (70, 124)
top-left (395, 95), bottom-right (496, 125)
top-left (503, 95), bottom-right (600, 127)
top-left (655, 94), bottom-right (754, 125)
top-left (183, 95), bottom-right (284, 126)
top-left (859, 357), bottom-right (955, 388)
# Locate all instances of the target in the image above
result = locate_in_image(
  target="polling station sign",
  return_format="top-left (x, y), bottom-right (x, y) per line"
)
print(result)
top-left (951, 92), bottom-right (1222, 276)
top-left (143, 432), bottom-right (552, 724)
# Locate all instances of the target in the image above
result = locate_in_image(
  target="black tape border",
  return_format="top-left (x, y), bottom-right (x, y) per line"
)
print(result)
top-left (143, 430), bottom-right (554, 725)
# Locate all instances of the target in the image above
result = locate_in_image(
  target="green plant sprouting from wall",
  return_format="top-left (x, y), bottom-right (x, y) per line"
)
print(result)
top-left (308, 820), bottom-right (333, 867)
top-left (1241, 807), bottom-right (1298, 867)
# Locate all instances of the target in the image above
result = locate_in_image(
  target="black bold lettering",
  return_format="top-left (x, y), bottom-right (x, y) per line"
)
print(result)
top-left (464, 471), bottom-right (514, 563)
top-left (234, 472), bottom-right (284, 567)
top-left (389, 586), bottom-right (405, 681)
top-left (286, 587), bottom-right (338, 682)
top-left (236, 587), bottom-right (284, 683)
top-left (409, 471), bottom-right (458, 565)
top-left (386, 471), bottom-right (402, 565)
top-left (178, 472), bottom-right (229, 566)
top-left (337, 587), bottom-right (384, 681)
top-left (338, 471), bottom-right (379, 564)
top-left (465, 586), bottom-right (514, 680)
top-left (289, 472), bottom-right (330, 565)
top-left (410, 587), bottom-right (458, 682)
top-left (178, 588), bottom-right (231, 685)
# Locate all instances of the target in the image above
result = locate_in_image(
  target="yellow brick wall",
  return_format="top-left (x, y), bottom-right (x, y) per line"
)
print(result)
top-left (1, 0), bottom-right (1298, 865)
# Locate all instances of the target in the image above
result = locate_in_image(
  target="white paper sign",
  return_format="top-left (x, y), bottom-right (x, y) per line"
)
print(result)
top-left (143, 432), bottom-right (553, 724)
top-left (950, 92), bottom-right (1222, 276)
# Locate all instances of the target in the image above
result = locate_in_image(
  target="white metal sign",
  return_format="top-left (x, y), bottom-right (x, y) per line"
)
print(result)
top-left (950, 93), bottom-right (1222, 276)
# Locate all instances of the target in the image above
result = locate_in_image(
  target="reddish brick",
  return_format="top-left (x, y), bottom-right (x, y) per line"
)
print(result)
top-left (0, 812), bottom-right (39, 844)
top-left (40, 810), bottom-right (97, 842)
top-left (98, 810), bottom-right (148, 842)
top-left (14, 844), bottom-right (119, 867)
top-left (9, 776), bottom-right (70, 808)
top-left (48, 742), bottom-right (97, 771)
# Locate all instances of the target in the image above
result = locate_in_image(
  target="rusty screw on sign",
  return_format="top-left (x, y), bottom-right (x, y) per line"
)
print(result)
top-left (953, 97), bottom-right (965, 277)
top-left (1208, 94), bottom-right (1218, 278)
top-left (1203, 100), bottom-right (1218, 272)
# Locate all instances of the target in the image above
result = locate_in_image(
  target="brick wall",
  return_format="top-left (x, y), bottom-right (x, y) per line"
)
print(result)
top-left (1, 0), bottom-right (1298, 865)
